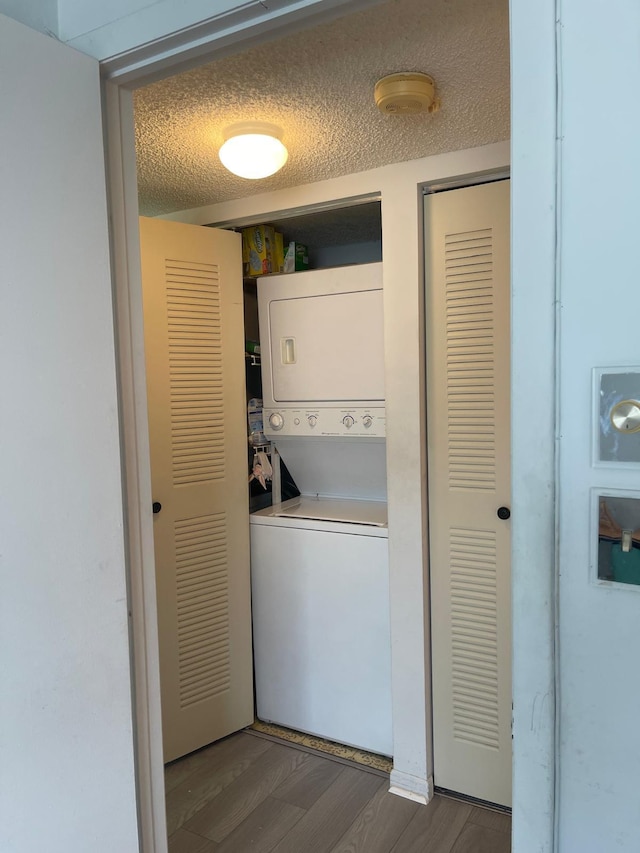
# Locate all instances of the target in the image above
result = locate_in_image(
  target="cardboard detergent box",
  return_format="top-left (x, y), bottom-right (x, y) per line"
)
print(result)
top-left (283, 241), bottom-right (309, 273)
top-left (273, 231), bottom-right (285, 274)
top-left (242, 225), bottom-right (275, 276)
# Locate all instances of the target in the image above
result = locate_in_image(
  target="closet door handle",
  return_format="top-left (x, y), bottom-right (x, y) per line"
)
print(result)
top-left (152, 501), bottom-right (162, 514)
top-left (497, 506), bottom-right (510, 520)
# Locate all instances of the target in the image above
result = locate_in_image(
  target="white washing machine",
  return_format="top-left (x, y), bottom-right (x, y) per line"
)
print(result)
top-left (250, 492), bottom-right (392, 756)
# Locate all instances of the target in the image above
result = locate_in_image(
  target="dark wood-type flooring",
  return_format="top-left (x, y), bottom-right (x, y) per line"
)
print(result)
top-left (165, 731), bottom-right (511, 853)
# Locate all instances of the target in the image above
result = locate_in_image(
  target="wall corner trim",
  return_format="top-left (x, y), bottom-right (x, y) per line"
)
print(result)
top-left (389, 770), bottom-right (433, 805)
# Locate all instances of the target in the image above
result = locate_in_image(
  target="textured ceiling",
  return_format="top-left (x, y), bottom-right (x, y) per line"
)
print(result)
top-left (134, 0), bottom-right (510, 217)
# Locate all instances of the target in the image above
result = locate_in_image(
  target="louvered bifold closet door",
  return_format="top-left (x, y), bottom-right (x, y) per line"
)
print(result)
top-left (425, 180), bottom-right (511, 807)
top-left (140, 218), bottom-right (253, 763)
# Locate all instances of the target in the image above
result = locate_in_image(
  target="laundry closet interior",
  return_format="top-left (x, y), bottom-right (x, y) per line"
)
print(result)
top-left (132, 0), bottom-right (511, 814)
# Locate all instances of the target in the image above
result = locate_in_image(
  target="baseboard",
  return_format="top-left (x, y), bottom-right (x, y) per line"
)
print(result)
top-left (389, 769), bottom-right (434, 805)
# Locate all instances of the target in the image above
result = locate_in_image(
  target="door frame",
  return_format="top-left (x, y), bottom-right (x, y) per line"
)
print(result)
top-left (101, 2), bottom-right (559, 850)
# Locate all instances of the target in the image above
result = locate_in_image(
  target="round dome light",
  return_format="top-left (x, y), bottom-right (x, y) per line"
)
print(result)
top-left (219, 121), bottom-right (288, 179)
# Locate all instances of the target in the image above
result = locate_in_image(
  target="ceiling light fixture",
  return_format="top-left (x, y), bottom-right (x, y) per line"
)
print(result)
top-left (219, 121), bottom-right (288, 179)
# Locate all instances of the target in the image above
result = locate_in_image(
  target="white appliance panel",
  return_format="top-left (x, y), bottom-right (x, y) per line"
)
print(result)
top-left (250, 522), bottom-right (393, 756)
top-left (264, 406), bottom-right (385, 438)
top-left (269, 289), bottom-right (384, 403)
top-left (273, 437), bottom-right (387, 500)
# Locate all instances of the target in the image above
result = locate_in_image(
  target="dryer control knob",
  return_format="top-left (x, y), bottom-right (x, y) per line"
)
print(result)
top-left (362, 415), bottom-right (373, 428)
top-left (307, 415), bottom-right (318, 428)
top-left (343, 415), bottom-right (355, 429)
top-left (269, 412), bottom-right (284, 431)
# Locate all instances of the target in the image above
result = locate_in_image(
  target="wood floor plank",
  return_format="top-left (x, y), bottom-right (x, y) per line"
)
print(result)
top-left (467, 805), bottom-right (512, 835)
top-left (166, 734), bottom-right (273, 835)
top-left (390, 796), bottom-right (472, 853)
top-left (185, 742), bottom-right (310, 843)
top-left (271, 753), bottom-right (343, 810)
top-left (269, 765), bottom-right (384, 853)
top-left (328, 782), bottom-right (420, 853)
top-left (168, 828), bottom-right (219, 853)
top-left (165, 748), bottom-right (219, 796)
top-left (450, 822), bottom-right (511, 853)
top-left (165, 754), bottom-right (206, 795)
top-left (165, 732), bottom-right (260, 794)
top-left (215, 796), bottom-right (305, 853)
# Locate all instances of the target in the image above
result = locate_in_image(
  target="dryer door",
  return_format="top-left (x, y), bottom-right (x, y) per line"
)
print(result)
top-left (268, 289), bottom-right (384, 403)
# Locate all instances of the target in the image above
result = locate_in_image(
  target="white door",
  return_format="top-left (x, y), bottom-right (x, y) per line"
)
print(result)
top-left (425, 180), bottom-right (511, 806)
top-left (140, 217), bottom-right (254, 763)
top-left (1, 14), bottom-right (141, 852)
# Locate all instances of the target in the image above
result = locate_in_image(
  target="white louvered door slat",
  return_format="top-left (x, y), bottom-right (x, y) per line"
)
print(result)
top-left (425, 180), bottom-right (511, 807)
top-left (140, 218), bottom-right (253, 763)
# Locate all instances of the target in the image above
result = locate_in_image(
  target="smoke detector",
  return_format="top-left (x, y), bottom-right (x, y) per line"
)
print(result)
top-left (374, 72), bottom-right (440, 115)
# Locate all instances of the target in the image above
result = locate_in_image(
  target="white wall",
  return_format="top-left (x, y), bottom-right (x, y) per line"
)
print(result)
top-left (0, 0), bottom-right (57, 34)
top-left (0, 15), bottom-right (139, 853)
top-left (162, 140), bottom-right (510, 801)
top-left (556, 2), bottom-right (640, 850)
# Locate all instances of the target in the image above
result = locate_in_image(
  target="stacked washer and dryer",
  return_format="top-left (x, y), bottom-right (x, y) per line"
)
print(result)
top-left (250, 261), bottom-right (393, 757)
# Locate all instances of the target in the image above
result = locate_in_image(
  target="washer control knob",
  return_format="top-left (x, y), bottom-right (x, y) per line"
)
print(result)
top-left (308, 415), bottom-right (318, 428)
top-left (362, 415), bottom-right (373, 429)
top-left (343, 415), bottom-right (355, 429)
top-left (269, 412), bottom-right (284, 431)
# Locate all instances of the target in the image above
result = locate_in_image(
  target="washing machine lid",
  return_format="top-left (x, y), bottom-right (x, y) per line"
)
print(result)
top-left (273, 495), bottom-right (387, 526)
